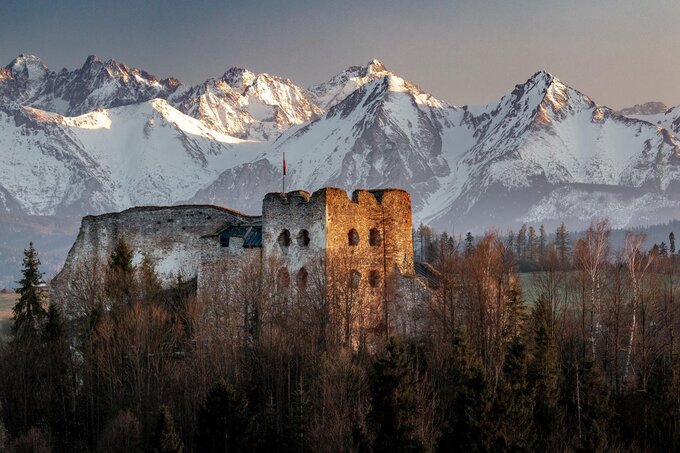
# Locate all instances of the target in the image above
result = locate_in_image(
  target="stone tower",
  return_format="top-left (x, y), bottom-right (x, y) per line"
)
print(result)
top-left (262, 187), bottom-right (414, 296)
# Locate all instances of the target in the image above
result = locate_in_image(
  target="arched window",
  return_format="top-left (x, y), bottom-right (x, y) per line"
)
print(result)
top-left (369, 270), bottom-right (380, 288)
top-left (278, 229), bottom-right (291, 247)
top-left (369, 228), bottom-right (381, 246)
top-left (277, 268), bottom-right (290, 288)
top-left (297, 229), bottom-right (310, 247)
top-left (297, 267), bottom-right (308, 290)
top-left (348, 228), bottom-right (360, 246)
top-left (350, 270), bottom-right (361, 289)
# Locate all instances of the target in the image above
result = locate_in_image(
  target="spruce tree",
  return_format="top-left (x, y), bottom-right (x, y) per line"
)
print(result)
top-left (670, 232), bottom-right (676, 255)
top-left (506, 230), bottom-right (515, 255)
top-left (528, 296), bottom-right (561, 449)
top-left (577, 360), bottom-right (610, 452)
top-left (539, 224), bottom-right (547, 261)
top-left (439, 232), bottom-right (455, 259)
top-left (106, 236), bottom-right (135, 307)
top-left (287, 380), bottom-right (310, 453)
top-left (138, 254), bottom-right (163, 306)
top-left (506, 279), bottom-right (527, 338)
top-left (527, 226), bottom-right (538, 264)
top-left (517, 225), bottom-right (527, 258)
top-left (110, 236), bottom-right (134, 272)
top-left (196, 380), bottom-right (251, 453)
top-left (493, 336), bottom-right (536, 451)
top-left (555, 223), bottom-right (570, 267)
top-left (437, 331), bottom-right (491, 452)
top-left (152, 405), bottom-right (183, 453)
top-left (465, 232), bottom-right (475, 256)
top-left (427, 238), bottom-right (440, 264)
top-left (0, 404), bottom-right (7, 453)
top-left (366, 339), bottom-right (424, 453)
top-left (42, 302), bottom-right (71, 438)
top-left (13, 242), bottom-right (47, 342)
top-left (660, 241), bottom-right (669, 257)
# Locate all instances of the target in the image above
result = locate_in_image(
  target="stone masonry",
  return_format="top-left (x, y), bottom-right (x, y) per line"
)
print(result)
top-left (52, 188), bottom-right (415, 310)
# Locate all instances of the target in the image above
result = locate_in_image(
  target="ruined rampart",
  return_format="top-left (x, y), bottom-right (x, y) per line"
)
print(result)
top-left (51, 205), bottom-right (259, 298)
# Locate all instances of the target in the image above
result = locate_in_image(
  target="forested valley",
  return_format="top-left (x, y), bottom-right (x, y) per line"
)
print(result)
top-left (2, 221), bottom-right (680, 452)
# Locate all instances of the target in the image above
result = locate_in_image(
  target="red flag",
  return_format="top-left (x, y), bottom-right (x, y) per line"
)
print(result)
top-left (283, 153), bottom-right (287, 176)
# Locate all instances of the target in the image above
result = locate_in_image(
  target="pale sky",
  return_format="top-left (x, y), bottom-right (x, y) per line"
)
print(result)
top-left (1, 0), bottom-right (679, 109)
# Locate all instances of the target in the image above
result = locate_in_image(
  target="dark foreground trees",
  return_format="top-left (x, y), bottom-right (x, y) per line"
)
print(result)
top-left (2, 227), bottom-right (680, 451)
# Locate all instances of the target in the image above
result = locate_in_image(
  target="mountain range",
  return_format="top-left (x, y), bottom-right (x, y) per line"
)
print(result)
top-left (2, 53), bottom-right (680, 285)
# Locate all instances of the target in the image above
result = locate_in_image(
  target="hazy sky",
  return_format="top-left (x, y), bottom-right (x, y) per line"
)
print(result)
top-left (1, 0), bottom-right (678, 109)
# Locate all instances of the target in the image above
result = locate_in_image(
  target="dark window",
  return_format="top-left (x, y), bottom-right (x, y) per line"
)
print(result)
top-left (220, 236), bottom-right (229, 247)
top-left (369, 228), bottom-right (381, 246)
top-left (369, 270), bottom-right (380, 288)
top-left (278, 229), bottom-right (291, 247)
top-left (278, 268), bottom-right (290, 288)
top-left (297, 229), bottom-right (310, 247)
top-left (297, 267), bottom-right (308, 290)
top-left (350, 270), bottom-right (361, 289)
top-left (348, 229), bottom-right (360, 246)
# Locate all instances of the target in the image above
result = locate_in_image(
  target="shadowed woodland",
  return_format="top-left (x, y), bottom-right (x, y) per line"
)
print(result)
top-left (2, 221), bottom-right (680, 452)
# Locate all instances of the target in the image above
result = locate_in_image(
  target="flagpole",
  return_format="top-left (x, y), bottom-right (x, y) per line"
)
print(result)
top-left (282, 152), bottom-right (286, 195)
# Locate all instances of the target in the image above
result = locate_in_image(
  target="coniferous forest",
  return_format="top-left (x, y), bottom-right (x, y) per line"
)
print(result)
top-left (3, 221), bottom-right (680, 452)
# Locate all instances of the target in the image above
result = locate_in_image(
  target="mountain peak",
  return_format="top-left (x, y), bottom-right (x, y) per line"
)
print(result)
top-left (516, 70), bottom-right (584, 105)
top-left (307, 59), bottom-right (394, 110)
top-left (617, 101), bottom-right (668, 116)
top-left (526, 70), bottom-right (559, 88)
top-left (223, 67), bottom-right (257, 90)
top-left (84, 54), bottom-right (101, 65)
top-left (366, 59), bottom-right (387, 74)
top-left (5, 54), bottom-right (48, 79)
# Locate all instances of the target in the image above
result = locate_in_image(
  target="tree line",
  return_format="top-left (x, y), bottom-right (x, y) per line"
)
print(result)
top-left (1, 220), bottom-right (680, 451)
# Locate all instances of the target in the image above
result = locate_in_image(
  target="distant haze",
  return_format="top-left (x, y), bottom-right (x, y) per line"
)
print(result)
top-left (1, 0), bottom-right (679, 109)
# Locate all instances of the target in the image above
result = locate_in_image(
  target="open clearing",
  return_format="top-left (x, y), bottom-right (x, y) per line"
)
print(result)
top-left (0, 292), bottom-right (16, 339)
top-left (0, 292), bottom-right (16, 320)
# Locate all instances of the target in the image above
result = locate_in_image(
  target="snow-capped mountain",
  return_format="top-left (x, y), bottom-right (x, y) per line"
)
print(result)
top-left (171, 67), bottom-right (321, 140)
top-left (617, 102), bottom-right (668, 116)
top-left (0, 54), bottom-right (181, 116)
top-left (308, 59), bottom-right (391, 110)
top-left (194, 69), bottom-right (680, 231)
top-left (620, 104), bottom-right (680, 137)
top-left (0, 99), bottom-right (256, 216)
top-left (2, 53), bottom-right (680, 234)
top-left (193, 69), bottom-right (458, 214)
top-left (430, 72), bottom-right (680, 231)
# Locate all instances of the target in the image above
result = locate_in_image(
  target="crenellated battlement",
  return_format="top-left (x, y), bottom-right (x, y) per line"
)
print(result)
top-left (264, 187), bottom-right (410, 208)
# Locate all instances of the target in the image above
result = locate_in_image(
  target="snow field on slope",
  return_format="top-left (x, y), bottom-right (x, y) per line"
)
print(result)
top-left (63, 99), bottom-right (258, 207)
top-left (0, 110), bottom-right (84, 214)
top-left (516, 110), bottom-right (656, 187)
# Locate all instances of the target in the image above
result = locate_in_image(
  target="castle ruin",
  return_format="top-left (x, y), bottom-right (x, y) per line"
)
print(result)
top-left (52, 187), bottom-right (422, 339)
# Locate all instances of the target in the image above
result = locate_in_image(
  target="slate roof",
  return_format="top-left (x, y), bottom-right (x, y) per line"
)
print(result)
top-left (218, 225), bottom-right (262, 248)
top-left (243, 227), bottom-right (262, 248)
top-left (414, 261), bottom-right (440, 287)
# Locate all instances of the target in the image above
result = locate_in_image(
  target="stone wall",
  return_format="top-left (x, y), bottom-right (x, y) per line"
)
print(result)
top-left (51, 205), bottom-right (259, 298)
top-left (366, 189), bottom-right (414, 275)
top-left (324, 188), bottom-right (414, 334)
top-left (51, 187), bottom-right (415, 326)
top-left (325, 188), bottom-right (413, 279)
top-left (262, 190), bottom-right (327, 276)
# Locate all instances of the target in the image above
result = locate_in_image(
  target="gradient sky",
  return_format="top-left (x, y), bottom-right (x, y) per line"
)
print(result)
top-left (1, 0), bottom-right (679, 109)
